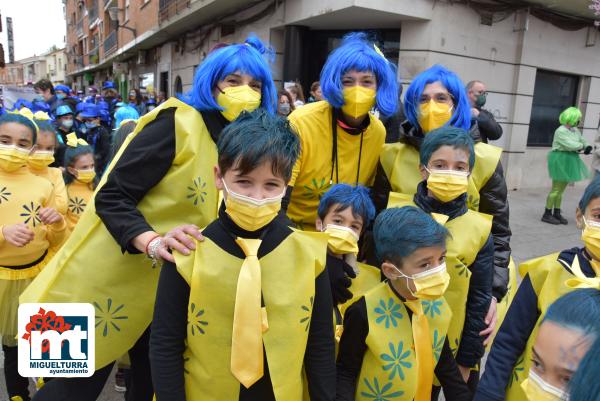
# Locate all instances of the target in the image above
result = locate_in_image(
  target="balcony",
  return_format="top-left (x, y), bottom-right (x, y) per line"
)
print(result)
top-left (88, 1), bottom-right (99, 22)
top-left (76, 18), bottom-right (83, 36)
top-left (88, 47), bottom-right (99, 65)
top-left (103, 31), bottom-right (118, 57)
top-left (159, 0), bottom-right (190, 24)
top-left (74, 56), bottom-right (84, 68)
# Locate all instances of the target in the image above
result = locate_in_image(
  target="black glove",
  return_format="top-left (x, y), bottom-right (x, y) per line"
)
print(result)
top-left (326, 254), bottom-right (357, 305)
top-left (584, 145), bottom-right (593, 155)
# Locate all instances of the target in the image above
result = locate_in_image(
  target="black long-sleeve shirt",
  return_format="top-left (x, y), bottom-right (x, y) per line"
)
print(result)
top-left (95, 107), bottom-right (227, 253)
top-left (336, 286), bottom-right (472, 401)
top-left (472, 109), bottom-right (503, 144)
top-left (150, 207), bottom-right (336, 401)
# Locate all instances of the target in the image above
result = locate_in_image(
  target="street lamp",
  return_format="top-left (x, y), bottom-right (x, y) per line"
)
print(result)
top-left (108, 7), bottom-right (136, 37)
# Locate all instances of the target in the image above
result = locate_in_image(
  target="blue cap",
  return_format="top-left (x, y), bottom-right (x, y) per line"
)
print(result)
top-left (31, 100), bottom-right (50, 113)
top-left (75, 102), bottom-right (86, 113)
top-left (14, 99), bottom-right (33, 110)
top-left (55, 84), bottom-right (71, 94)
top-left (97, 100), bottom-right (109, 110)
top-left (55, 105), bottom-right (74, 116)
top-left (99, 108), bottom-right (111, 123)
top-left (146, 98), bottom-right (157, 106)
top-left (80, 103), bottom-right (99, 118)
top-left (102, 81), bottom-right (116, 90)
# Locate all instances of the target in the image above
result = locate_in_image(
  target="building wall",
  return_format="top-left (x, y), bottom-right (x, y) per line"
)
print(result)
top-left (116, 0), bottom-right (159, 52)
top-left (45, 49), bottom-right (67, 84)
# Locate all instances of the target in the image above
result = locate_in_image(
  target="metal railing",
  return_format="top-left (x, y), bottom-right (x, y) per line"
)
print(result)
top-left (103, 31), bottom-right (118, 57)
top-left (159, 0), bottom-right (190, 24)
top-left (76, 18), bottom-right (83, 35)
top-left (74, 56), bottom-right (84, 68)
top-left (88, 2), bottom-right (98, 22)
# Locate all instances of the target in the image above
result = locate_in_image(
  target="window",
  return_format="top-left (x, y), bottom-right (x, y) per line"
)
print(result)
top-left (527, 70), bottom-right (579, 147)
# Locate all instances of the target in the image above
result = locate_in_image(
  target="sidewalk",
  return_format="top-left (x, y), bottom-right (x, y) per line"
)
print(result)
top-left (0, 184), bottom-right (587, 400)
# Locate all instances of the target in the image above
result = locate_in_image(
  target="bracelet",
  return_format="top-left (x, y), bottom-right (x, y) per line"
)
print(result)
top-left (144, 234), bottom-right (161, 255)
top-left (147, 236), bottom-right (164, 268)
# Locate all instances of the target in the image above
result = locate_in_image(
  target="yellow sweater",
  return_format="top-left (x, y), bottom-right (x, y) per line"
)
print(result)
top-left (0, 166), bottom-right (68, 267)
top-left (66, 180), bottom-right (94, 232)
top-left (29, 165), bottom-right (68, 215)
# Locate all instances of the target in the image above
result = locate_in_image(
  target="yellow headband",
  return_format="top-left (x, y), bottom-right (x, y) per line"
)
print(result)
top-left (8, 107), bottom-right (40, 133)
top-left (564, 255), bottom-right (600, 290)
top-left (66, 132), bottom-right (89, 148)
top-left (33, 111), bottom-right (51, 121)
top-left (373, 44), bottom-right (385, 59)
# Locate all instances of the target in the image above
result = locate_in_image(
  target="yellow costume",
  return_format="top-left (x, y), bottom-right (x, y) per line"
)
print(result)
top-left (356, 282), bottom-right (451, 401)
top-left (288, 101), bottom-right (384, 230)
top-left (65, 180), bottom-right (94, 232)
top-left (0, 166), bottom-right (67, 346)
top-left (20, 98), bottom-right (221, 369)
top-left (175, 230), bottom-right (327, 401)
top-left (28, 165), bottom-right (68, 215)
top-left (503, 253), bottom-right (590, 401)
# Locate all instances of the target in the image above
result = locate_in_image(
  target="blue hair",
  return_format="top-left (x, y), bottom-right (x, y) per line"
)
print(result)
top-left (182, 34), bottom-right (277, 115)
top-left (320, 32), bottom-right (399, 117)
top-left (578, 176), bottom-right (600, 212)
top-left (404, 64), bottom-right (471, 132)
top-left (374, 206), bottom-right (448, 264)
top-left (543, 288), bottom-right (600, 341)
top-left (0, 113), bottom-right (38, 144)
top-left (34, 119), bottom-right (58, 147)
top-left (420, 126), bottom-right (475, 169)
top-left (569, 336), bottom-right (600, 401)
top-left (114, 105), bottom-right (139, 129)
top-left (317, 184), bottom-right (376, 228)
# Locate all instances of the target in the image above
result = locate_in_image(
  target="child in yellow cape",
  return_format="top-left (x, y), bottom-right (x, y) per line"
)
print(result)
top-left (149, 109), bottom-right (335, 401)
top-left (0, 112), bottom-right (68, 401)
top-left (336, 206), bottom-right (472, 401)
top-left (21, 34), bottom-right (280, 401)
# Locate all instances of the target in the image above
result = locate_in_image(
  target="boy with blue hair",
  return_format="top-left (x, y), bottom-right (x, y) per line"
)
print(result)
top-left (388, 126), bottom-right (494, 393)
top-left (315, 184), bottom-right (380, 327)
top-left (150, 109), bottom-right (335, 401)
top-left (336, 206), bottom-right (471, 401)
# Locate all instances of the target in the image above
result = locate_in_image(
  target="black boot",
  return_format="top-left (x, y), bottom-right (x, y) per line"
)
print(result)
top-left (2, 345), bottom-right (31, 401)
top-left (553, 208), bottom-right (568, 225)
top-left (541, 208), bottom-right (560, 225)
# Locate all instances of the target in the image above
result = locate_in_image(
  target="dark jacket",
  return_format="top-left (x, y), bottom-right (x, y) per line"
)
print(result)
top-left (472, 109), bottom-right (503, 143)
top-left (85, 125), bottom-right (112, 175)
top-left (474, 247), bottom-right (594, 401)
top-left (372, 120), bottom-right (511, 300)
top-left (414, 182), bottom-right (494, 367)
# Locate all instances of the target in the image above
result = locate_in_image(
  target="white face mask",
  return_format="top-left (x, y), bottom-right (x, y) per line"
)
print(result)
top-left (521, 369), bottom-right (569, 401)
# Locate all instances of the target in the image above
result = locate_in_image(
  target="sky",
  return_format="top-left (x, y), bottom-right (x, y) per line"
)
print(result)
top-left (0, 0), bottom-right (66, 62)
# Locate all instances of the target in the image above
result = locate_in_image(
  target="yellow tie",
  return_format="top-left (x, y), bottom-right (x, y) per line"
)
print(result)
top-left (231, 237), bottom-right (264, 388)
top-left (405, 299), bottom-right (434, 401)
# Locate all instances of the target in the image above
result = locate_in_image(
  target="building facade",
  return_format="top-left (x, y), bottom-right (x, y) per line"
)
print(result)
top-left (63, 0), bottom-right (600, 190)
top-left (45, 48), bottom-right (68, 84)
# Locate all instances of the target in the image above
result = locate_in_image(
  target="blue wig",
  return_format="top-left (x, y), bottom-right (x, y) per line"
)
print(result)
top-left (0, 113), bottom-right (38, 144)
top-left (320, 32), bottom-right (398, 117)
top-left (578, 176), bottom-right (600, 212)
top-left (114, 105), bottom-right (140, 129)
top-left (182, 34), bottom-right (277, 115)
top-left (374, 206), bottom-right (448, 265)
top-left (420, 126), bottom-right (475, 169)
top-left (317, 184), bottom-right (376, 228)
top-left (569, 336), bottom-right (600, 401)
top-left (404, 64), bottom-right (471, 132)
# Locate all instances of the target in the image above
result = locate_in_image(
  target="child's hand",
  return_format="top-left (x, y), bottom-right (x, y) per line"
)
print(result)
top-left (39, 207), bottom-right (63, 225)
top-left (480, 297), bottom-right (498, 345)
top-left (2, 223), bottom-right (35, 247)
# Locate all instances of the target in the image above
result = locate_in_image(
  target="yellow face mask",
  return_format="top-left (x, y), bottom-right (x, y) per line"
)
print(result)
top-left (426, 168), bottom-right (469, 203)
top-left (520, 370), bottom-right (568, 401)
top-left (392, 262), bottom-right (450, 300)
top-left (324, 224), bottom-right (359, 255)
top-left (582, 216), bottom-right (600, 261)
top-left (341, 86), bottom-right (376, 119)
top-left (217, 85), bottom-right (262, 122)
top-left (222, 180), bottom-right (284, 232)
top-left (0, 144), bottom-right (31, 172)
top-left (418, 100), bottom-right (453, 133)
top-left (28, 150), bottom-right (55, 170)
top-left (76, 168), bottom-right (96, 184)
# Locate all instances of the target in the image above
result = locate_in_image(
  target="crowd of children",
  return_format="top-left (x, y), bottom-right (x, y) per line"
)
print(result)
top-left (1, 30), bottom-right (599, 401)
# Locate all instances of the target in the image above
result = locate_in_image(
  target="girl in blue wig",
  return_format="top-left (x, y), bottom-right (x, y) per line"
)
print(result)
top-left (374, 64), bottom-right (512, 326)
top-left (25, 33), bottom-right (279, 401)
top-left (570, 335), bottom-right (600, 401)
top-left (475, 177), bottom-right (600, 401)
top-left (519, 288), bottom-right (600, 401)
top-left (286, 31), bottom-right (399, 232)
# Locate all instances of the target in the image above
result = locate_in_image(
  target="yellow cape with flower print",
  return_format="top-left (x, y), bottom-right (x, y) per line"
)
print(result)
top-left (20, 98), bottom-right (220, 369)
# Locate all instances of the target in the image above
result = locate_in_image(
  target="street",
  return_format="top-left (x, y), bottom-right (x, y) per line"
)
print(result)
top-left (0, 184), bottom-right (587, 400)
